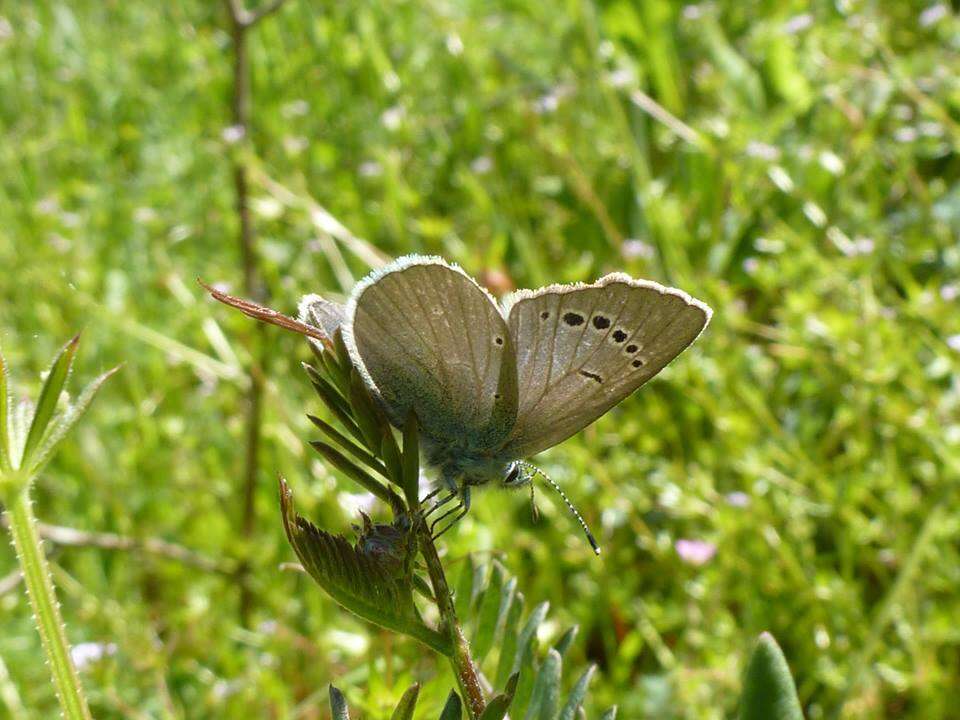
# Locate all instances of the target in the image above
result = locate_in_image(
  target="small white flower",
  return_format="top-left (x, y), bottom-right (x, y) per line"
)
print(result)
top-left (621, 239), bottom-right (655, 260)
top-left (446, 33), bottom-right (464, 56)
top-left (381, 105), bottom-right (404, 131)
top-left (470, 156), bottom-right (493, 174)
top-left (222, 125), bottom-right (245, 144)
top-left (675, 539), bottom-right (716, 566)
top-left (70, 642), bottom-right (116, 671)
top-left (919, 3), bottom-right (949, 27)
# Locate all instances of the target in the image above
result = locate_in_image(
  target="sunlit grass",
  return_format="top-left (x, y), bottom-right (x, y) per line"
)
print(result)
top-left (2, 1), bottom-right (959, 717)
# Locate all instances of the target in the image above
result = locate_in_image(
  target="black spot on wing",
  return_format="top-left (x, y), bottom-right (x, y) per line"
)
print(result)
top-left (612, 329), bottom-right (627, 343)
top-left (579, 370), bottom-right (603, 383)
top-left (626, 344), bottom-right (638, 354)
top-left (592, 315), bottom-right (611, 329)
top-left (563, 312), bottom-right (584, 326)
top-left (632, 358), bottom-right (645, 368)
top-left (540, 311), bottom-right (550, 320)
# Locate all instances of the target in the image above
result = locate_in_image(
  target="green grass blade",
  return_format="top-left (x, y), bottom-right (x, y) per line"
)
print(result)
top-left (553, 625), bottom-right (579, 658)
top-left (306, 414), bottom-right (390, 478)
top-left (21, 335), bottom-right (79, 468)
top-left (0, 348), bottom-right (10, 473)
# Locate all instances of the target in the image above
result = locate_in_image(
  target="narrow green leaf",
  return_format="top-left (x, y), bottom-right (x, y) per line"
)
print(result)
top-left (279, 478), bottom-right (449, 655)
top-left (307, 414), bottom-right (389, 477)
top-left (478, 672), bottom-right (519, 720)
top-left (390, 682), bottom-right (420, 720)
top-left (304, 362), bottom-right (351, 415)
top-left (599, 707), bottom-right (617, 720)
top-left (438, 691), bottom-right (462, 720)
top-left (523, 648), bottom-right (561, 720)
top-left (553, 625), bottom-right (579, 658)
top-left (454, 554), bottom-right (475, 619)
top-left (306, 366), bottom-right (366, 446)
top-left (349, 368), bottom-right (387, 450)
top-left (558, 665), bottom-right (596, 720)
top-left (381, 426), bottom-right (404, 488)
top-left (472, 561), bottom-right (506, 663)
top-left (495, 590), bottom-right (525, 688)
top-left (309, 441), bottom-right (404, 513)
top-left (21, 335), bottom-right (79, 467)
top-left (738, 633), bottom-right (803, 720)
top-left (319, 350), bottom-right (350, 397)
top-left (333, 328), bottom-right (352, 372)
top-left (27, 365), bottom-right (120, 478)
top-left (511, 601), bottom-right (551, 719)
top-left (401, 412), bottom-right (420, 506)
top-left (0, 348), bottom-right (11, 473)
top-left (329, 685), bottom-right (350, 720)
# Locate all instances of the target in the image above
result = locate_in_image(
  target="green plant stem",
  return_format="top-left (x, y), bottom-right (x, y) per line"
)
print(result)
top-left (417, 524), bottom-right (485, 719)
top-left (4, 487), bottom-right (92, 720)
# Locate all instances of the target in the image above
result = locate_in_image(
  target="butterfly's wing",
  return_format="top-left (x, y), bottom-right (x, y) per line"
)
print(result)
top-left (345, 256), bottom-right (518, 451)
top-left (499, 274), bottom-right (711, 458)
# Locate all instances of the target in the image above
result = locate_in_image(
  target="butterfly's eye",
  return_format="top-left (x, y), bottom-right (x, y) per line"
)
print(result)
top-left (612, 329), bottom-right (628, 343)
top-left (562, 312), bottom-right (584, 326)
top-left (503, 463), bottom-right (521, 486)
top-left (591, 315), bottom-right (611, 329)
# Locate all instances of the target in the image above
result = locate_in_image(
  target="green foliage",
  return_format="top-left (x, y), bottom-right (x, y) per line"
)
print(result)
top-left (1, 0), bottom-right (958, 716)
top-left (738, 633), bottom-right (803, 720)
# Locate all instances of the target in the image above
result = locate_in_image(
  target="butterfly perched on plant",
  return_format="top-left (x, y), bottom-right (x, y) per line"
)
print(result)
top-left (204, 255), bottom-right (711, 554)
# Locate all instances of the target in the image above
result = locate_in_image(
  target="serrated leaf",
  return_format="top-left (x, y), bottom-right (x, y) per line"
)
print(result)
top-left (553, 625), bottom-right (579, 658)
top-left (599, 707), bottom-right (617, 720)
top-left (309, 441), bottom-right (404, 513)
top-left (472, 561), bottom-right (506, 663)
top-left (401, 412), bottom-right (420, 506)
top-left (495, 590), bottom-right (525, 688)
top-left (349, 367), bottom-right (386, 450)
top-left (319, 350), bottom-right (350, 397)
top-left (454, 554), bottom-right (476, 619)
top-left (390, 682), bottom-right (420, 720)
top-left (307, 414), bottom-right (389, 477)
top-left (439, 691), bottom-right (462, 720)
top-left (738, 633), bottom-right (803, 720)
top-left (511, 602), bottom-right (550, 719)
top-left (478, 672), bottom-right (519, 720)
top-left (279, 478), bottom-right (448, 654)
top-left (21, 334), bottom-right (79, 467)
top-left (26, 365), bottom-right (120, 478)
top-left (0, 348), bottom-right (10, 473)
top-left (559, 665), bottom-right (596, 720)
top-left (381, 426), bottom-right (404, 488)
top-left (329, 685), bottom-right (350, 720)
top-left (524, 648), bottom-right (561, 720)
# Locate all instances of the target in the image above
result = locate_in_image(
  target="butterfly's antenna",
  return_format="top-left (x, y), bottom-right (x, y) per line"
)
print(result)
top-left (521, 462), bottom-right (601, 556)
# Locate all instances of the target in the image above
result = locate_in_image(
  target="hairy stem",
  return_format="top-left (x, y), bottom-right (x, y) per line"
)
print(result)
top-left (4, 487), bottom-right (92, 720)
top-left (418, 525), bottom-right (485, 719)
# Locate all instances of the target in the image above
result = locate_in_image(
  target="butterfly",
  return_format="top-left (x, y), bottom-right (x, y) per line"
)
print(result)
top-left (205, 255), bottom-right (711, 554)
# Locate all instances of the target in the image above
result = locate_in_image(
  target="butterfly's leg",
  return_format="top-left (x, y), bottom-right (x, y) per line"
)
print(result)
top-left (422, 491), bottom-right (458, 520)
top-left (430, 488), bottom-right (471, 540)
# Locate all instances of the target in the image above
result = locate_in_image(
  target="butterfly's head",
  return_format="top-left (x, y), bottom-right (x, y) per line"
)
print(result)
top-left (500, 461), bottom-right (530, 489)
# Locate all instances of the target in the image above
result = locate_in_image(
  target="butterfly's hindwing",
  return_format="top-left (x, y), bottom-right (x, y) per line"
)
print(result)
top-left (345, 257), bottom-right (518, 453)
top-left (500, 275), bottom-right (711, 458)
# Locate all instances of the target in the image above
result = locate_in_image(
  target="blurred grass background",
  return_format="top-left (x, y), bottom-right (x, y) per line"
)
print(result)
top-left (2, 0), bottom-right (960, 717)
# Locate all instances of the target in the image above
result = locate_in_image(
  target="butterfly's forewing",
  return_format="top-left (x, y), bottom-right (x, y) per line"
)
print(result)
top-left (499, 274), bottom-right (711, 458)
top-left (345, 256), bottom-right (518, 451)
